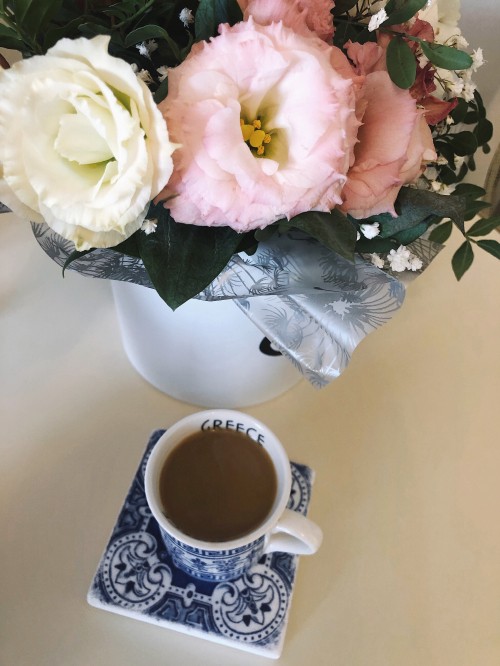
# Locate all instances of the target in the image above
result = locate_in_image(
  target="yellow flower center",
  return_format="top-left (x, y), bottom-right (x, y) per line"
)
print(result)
top-left (240, 117), bottom-right (272, 157)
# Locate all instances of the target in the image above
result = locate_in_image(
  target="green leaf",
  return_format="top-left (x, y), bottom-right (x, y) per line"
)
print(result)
top-left (332, 0), bottom-right (359, 15)
top-left (447, 131), bottom-right (478, 156)
top-left (467, 215), bottom-right (500, 237)
top-left (476, 239), bottom-right (500, 260)
top-left (62, 248), bottom-right (95, 276)
top-left (464, 200), bottom-right (491, 220)
top-left (355, 237), bottom-right (398, 253)
top-left (0, 23), bottom-right (25, 50)
top-left (393, 221), bottom-right (429, 244)
top-left (452, 240), bottom-right (474, 280)
top-left (386, 36), bottom-right (416, 89)
top-left (284, 210), bottom-right (357, 262)
top-left (452, 183), bottom-right (486, 199)
top-left (13, 0), bottom-right (32, 24)
top-left (380, 187), bottom-right (466, 237)
top-left (383, 0), bottom-right (427, 26)
top-left (450, 97), bottom-right (468, 124)
top-left (420, 41), bottom-right (473, 70)
top-left (153, 77), bottom-right (169, 104)
top-left (428, 220), bottom-right (453, 244)
top-left (474, 118), bottom-right (493, 146)
top-left (195, 0), bottom-right (243, 42)
top-left (138, 205), bottom-right (242, 310)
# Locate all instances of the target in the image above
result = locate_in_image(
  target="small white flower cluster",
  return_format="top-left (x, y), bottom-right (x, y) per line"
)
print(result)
top-left (370, 245), bottom-right (423, 273)
top-left (131, 60), bottom-right (168, 84)
top-left (368, 8), bottom-right (387, 32)
top-left (141, 218), bottom-right (158, 235)
top-left (136, 40), bottom-right (158, 59)
top-left (179, 8), bottom-right (194, 28)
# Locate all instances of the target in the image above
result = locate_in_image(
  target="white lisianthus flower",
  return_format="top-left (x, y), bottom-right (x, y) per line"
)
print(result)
top-left (0, 36), bottom-right (175, 250)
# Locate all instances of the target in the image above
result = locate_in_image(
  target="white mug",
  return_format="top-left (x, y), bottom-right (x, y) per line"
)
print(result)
top-left (145, 410), bottom-right (323, 581)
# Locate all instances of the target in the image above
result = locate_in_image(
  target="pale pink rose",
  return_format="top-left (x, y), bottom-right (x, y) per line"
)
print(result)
top-left (239, 0), bottom-right (335, 42)
top-left (157, 19), bottom-right (359, 232)
top-left (341, 42), bottom-right (436, 218)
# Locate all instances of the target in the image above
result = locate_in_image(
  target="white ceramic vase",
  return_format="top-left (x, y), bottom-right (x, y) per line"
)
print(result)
top-left (111, 281), bottom-right (301, 408)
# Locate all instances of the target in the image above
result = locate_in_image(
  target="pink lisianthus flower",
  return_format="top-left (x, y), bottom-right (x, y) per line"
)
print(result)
top-left (238, 0), bottom-right (335, 42)
top-left (157, 19), bottom-right (359, 232)
top-left (340, 41), bottom-right (436, 219)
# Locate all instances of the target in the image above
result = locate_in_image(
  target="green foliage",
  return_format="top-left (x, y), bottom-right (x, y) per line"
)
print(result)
top-left (428, 220), bottom-right (453, 244)
top-left (452, 240), bottom-right (473, 280)
top-left (137, 204), bottom-right (243, 310)
top-left (283, 210), bottom-right (357, 262)
top-left (383, 0), bottom-right (428, 26)
top-left (386, 36), bottom-right (416, 88)
top-left (194, 0), bottom-right (243, 42)
top-left (420, 41), bottom-right (473, 70)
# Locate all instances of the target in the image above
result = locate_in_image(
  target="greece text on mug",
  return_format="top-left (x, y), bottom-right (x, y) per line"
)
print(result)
top-left (200, 418), bottom-right (265, 444)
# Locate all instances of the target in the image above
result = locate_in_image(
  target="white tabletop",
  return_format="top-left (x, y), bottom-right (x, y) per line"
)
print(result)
top-left (1, 204), bottom-right (500, 666)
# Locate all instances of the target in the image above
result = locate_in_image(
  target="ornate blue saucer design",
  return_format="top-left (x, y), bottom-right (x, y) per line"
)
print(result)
top-left (87, 430), bottom-right (315, 659)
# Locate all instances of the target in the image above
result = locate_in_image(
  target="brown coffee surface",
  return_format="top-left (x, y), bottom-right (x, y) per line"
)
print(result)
top-left (159, 429), bottom-right (277, 542)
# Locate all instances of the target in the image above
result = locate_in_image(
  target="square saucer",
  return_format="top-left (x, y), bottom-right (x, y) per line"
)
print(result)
top-left (88, 430), bottom-right (315, 659)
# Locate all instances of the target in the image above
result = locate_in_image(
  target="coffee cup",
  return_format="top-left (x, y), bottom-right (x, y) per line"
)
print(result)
top-left (145, 410), bottom-right (323, 582)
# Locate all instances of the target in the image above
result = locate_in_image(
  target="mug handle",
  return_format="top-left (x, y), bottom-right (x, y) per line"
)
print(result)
top-left (263, 509), bottom-right (323, 555)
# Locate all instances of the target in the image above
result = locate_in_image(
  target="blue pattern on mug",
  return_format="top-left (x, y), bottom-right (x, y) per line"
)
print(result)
top-left (161, 529), bottom-right (266, 582)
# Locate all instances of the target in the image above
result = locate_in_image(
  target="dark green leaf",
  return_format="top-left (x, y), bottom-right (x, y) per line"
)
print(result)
top-left (434, 140), bottom-right (456, 167)
top-left (153, 77), bottom-right (169, 104)
top-left (0, 23), bottom-right (25, 50)
top-left (332, 0), bottom-right (359, 15)
top-left (13, 0), bottom-right (32, 24)
top-left (463, 110), bottom-right (479, 124)
top-left (483, 143), bottom-right (491, 154)
top-left (383, 0), bottom-right (427, 26)
top-left (393, 221), bottom-right (429, 244)
top-left (382, 187), bottom-right (466, 236)
top-left (464, 200), bottom-right (491, 220)
top-left (386, 36), bottom-right (416, 89)
top-left (474, 118), bottom-right (493, 146)
top-left (22, 0), bottom-right (63, 36)
top-left (450, 97), bottom-right (468, 124)
top-left (420, 41), bottom-right (473, 70)
top-left (452, 183), bottom-right (486, 199)
top-left (447, 131), bottom-right (478, 156)
top-left (438, 164), bottom-right (459, 185)
top-left (476, 239), bottom-right (500, 260)
top-left (112, 232), bottom-right (141, 259)
top-left (467, 215), bottom-right (500, 237)
top-left (356, 237), bottom-right (398, 253)
top-left (138, 205), bottom-right (242, 310)
top-left (284, 210), bottom-right (357, 262)
top-left (62, 248), bottom-right (95, 276)
top-left (428, 220), bottom-right (453, 244)
top-left (474, 90), bottom-right (486, 117)
top-left (452, 240), bottom-right (474, 280)
top-left (195, 0), bottom-right (243, 42)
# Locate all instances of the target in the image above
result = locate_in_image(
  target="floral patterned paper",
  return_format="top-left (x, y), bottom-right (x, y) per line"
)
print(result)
top-left (31, 222), bottom-right (441, 385)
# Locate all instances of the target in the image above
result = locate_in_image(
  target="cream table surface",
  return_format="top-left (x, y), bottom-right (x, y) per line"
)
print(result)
top-left (1, 209), bottom-right (499, 666)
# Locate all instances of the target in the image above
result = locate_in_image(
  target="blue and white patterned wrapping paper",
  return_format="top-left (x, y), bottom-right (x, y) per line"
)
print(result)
top-left (28, 221), bottom-right (441, 386)
top-left (87, 429), bottom-right (316, 659)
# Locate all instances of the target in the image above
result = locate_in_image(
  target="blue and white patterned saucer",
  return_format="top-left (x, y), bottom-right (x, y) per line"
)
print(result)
top-left (87, 429), bottom-right (315, 659)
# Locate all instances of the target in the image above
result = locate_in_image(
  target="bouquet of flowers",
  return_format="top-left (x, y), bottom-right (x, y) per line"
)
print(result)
top-left (0, 0), bottom-right (498, 383)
